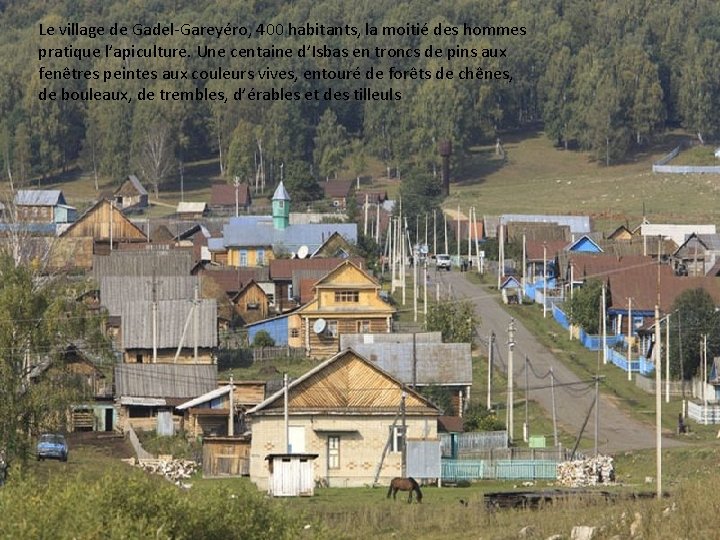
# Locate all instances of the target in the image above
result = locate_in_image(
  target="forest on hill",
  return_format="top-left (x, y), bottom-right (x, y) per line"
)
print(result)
top-left (0, 0), bottom-right (719, 196)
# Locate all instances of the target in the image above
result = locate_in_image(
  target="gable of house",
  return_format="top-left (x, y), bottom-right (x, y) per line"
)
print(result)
top-left (60, 199), bottom-right (147, 242)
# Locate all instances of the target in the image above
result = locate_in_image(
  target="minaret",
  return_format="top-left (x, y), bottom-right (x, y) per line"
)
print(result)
top-left (272, 181), bottom-right (291, 230)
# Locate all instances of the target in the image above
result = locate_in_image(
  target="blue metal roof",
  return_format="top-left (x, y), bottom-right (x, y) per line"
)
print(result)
top-left (222, 217), bottom-right (357, 252)
top-left (501, 214), bottom-right (591, 234)
top-left (14, 190), bottom-right (66, 206)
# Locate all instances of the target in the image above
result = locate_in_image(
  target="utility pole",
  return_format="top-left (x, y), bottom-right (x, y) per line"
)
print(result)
top-left (364, 193), bottom-right (369, 236)
top-left (444, 211), bottom-right (448, 255)
top-left (228, 375), bottom-right (234, 436)
top-left (152, 271), bottom-right (158, 363)
top-left (507, 319), bottom-right (516, 444)
top-left (498, 221), bottom-right (505, 289)
top-left (524, 355), bottom-right (529, 443)
top-left (655, 304), bottom-right (662, 499)
top-left (543, 242), bottom-right (547, 318)
top-left (284, 373), bottom-right (289, 452)
top-left (433, 209), bottom-right (437, 256)
top-left (401, 389), bottom-right (407, 477)
top-left (594, 376), bottom-right (600, 456)
top-left (487, 331), bottom-right (494, 409)
top-left (521, 234), bottom-right (526, 305)
top-left (457, 205), bottom-right (461, 266)
top-left (627, 297), bottom-right (633, 381)
top-left (423, 261), bottom-right (428, 319)
top-left (193, 284), bottom-right (199, 362)
top-left (551, 367), bottom-right (558, 447)
top-left (665, 313), bottom-right (670, 403)
top-left (602, 283), bottom-right (607, 364)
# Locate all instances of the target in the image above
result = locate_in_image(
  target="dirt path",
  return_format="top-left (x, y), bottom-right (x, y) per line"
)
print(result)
top-left (436, 271), bottom-right (685, 453)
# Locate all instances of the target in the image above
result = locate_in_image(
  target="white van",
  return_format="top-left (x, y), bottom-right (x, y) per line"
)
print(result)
top-left (435, 254), bottom-right (451, 270)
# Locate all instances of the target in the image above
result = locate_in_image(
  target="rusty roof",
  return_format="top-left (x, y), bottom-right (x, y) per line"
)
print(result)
top-left (322, 179), bottom-right (353, 199)
top-left (210, 183), bottom-right (251, 206)
top-left (269, 257), bottom-right (364, 280)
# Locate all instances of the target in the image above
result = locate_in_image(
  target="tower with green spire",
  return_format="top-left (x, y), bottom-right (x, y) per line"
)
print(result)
top-left (272, 181), bottom-right (291, 230)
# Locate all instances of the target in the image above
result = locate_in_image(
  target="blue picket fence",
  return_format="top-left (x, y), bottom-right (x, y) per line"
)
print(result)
top-left (577, 328), bottom-right (624, 351)
top-left (605, 346), bottom-right (654, 375)
top-left (442, 459), bottom-right (558, 481)
top-left (552, 304), bottom-right (569, 328)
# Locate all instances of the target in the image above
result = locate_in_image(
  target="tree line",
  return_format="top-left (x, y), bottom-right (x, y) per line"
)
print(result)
top-left (0, 0), bottom-right (718, 195)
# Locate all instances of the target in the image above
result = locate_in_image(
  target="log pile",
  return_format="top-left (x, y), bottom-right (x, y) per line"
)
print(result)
top-left (557, 455), bottom-right (615, 487)
top-left (123, 457), bottom-right (198, 486)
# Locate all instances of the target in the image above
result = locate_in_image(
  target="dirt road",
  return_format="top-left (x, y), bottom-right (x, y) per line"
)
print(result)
top-left (436, 270), bottom-right (684, 453)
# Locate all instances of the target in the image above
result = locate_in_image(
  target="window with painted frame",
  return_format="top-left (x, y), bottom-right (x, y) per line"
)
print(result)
top-left (328, 436), bottom-right (340, 469)
top-left (391, 426), bottom-right (405, 453)
top-left (326, 320), bottom-right (338, 338)
top-left (334, 290), bottom-right (359, 303)
top-left (357, 320), bottom-right (371, 333)
top-left (239, 250), bottom-right (248, 267)
top-left (257, 248), bottom-right (265, 266)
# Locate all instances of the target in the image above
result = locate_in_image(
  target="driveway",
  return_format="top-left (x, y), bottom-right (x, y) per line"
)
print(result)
top-left (434, 270), bottom-right (685, 453)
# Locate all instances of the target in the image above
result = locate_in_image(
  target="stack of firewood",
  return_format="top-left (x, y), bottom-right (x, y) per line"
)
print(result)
top-left (556, 455), bottom-right (615, 487)
top-left (124, 457), bottom-right (198, 486)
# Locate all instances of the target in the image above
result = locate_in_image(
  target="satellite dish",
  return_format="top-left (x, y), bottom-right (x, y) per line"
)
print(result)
top-left (313, 318), bottom-right (327, 334)
top-left (297, 245), bottom-right (309, 259)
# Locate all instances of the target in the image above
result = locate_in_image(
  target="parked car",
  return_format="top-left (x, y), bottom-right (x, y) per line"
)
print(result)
top-left (435, 254), bottom-right (452, 271)
top-left (36, 433), bottom-right (68, 462)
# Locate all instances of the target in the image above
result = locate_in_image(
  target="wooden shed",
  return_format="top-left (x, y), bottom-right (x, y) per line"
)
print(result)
top-left (60, 199), bottom-right (147, 253)
top-left (232, 280), bottom-right (270, 324)
top-left (202, 436), bottom-right (251, 477)
top-left (114, 175), bottom-right (149, 210)
top-left (265, 453), bottom-right (319, 497)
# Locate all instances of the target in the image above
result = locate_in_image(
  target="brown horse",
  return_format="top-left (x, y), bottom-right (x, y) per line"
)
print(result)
top-left (387, 477), bottom-right (423, 503)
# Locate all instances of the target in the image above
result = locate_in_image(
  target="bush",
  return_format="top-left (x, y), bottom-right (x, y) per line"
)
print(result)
top-left (0, 469), bottom-right (323, 539)
top-left (253, 330), bottom-right (276, 348)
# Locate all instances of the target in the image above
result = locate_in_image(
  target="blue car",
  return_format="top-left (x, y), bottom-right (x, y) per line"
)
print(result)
top-left (36, 433), bottom-right (68, 462)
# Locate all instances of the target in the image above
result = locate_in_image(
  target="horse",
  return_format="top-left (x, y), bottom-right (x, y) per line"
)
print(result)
top-left (386, 477), bottom-right (423, 503)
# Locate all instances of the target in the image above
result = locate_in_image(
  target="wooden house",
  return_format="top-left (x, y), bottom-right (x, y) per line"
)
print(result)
top-left (295, 261), bottom-right (396, 357)
top-left (177, 201), bottom-right (208, 220)
top-left (311, 231), bottom-right (356, 259)
top-left (322, 179), bottom-right (353, 209)
top-left (268, 257), bottom-right (365, 313)
top-left (246, 349), bottom-right (440, 490)
top-left (607, 225), bottom-right (633, 241)
top-left (60, 199), bottom-right (147, 254)
top-left (672, 233), bottom-right (720, 277)
top-left (121, 299), bottom-right (217, 364)
top-left (13, 189), bottom-right (77, 224)
top-left (210, 183), bottom-right (252, 213)
top-left (232, 280), bottom-right (270, 324)
top-left (113, 175), bottom-right (148, 210)
top-left (114, 363), bottom-right (217, 432)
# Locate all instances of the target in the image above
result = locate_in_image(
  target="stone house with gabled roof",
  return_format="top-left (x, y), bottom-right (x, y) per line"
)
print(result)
top-left (246, 348), bottom-right (440, 490)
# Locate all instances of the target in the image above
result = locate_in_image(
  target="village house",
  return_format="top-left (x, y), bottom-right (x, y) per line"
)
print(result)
top-left (672, 233), bottom-right (720, 277)
top-left (322, 179), bottom-right (353, 209)
top-left (209, 182), bottom-right (252, 214)
top-left (246, 349), bottom-right (440, 490)
top-left (113, 175), bottom-right (149, 211)
top-left (176, 202), bottom-right (208, 220)
top-left (13, 189), bottom-right (77, 225)
top-left (114, 363), bottom-right (217, 433)
top-left (60, 199), bottom-right (148, 254)
top-left (211, 181), bottom-right (357, 267)
top-left (120, 298), bottom-right (218, 364)
top-left (294, 260), bottom-right (396, 357)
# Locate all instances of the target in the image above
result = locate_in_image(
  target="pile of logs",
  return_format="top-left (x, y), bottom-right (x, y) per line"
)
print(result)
top-left (122, 457), bottom-right (198, 487)
top-left (556, 455), bottom-right (615, 487)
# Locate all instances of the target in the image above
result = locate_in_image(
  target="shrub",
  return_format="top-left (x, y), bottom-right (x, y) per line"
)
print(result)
top-left (252, 330), bottom-right (276, 348)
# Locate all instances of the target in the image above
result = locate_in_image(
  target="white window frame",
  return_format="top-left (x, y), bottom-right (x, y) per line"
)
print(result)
top-left (328, 435), bottom-right (340, 469)
top-left (391, 426), bottom-right (406, 453)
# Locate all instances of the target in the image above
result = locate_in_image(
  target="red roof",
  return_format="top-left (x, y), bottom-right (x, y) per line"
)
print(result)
top-left (568, 254), bottom-right (655, 281)
top-left (448, 219), bottom-right (484, 242)
top-left (526, 240), bottom-right (567, 261)
top-left (269, 257), bottom-right (364, 281)
top-left (322, 179), bottom-right (353, 199)
top-left (608, 267), bottom-right (720, 312)
top-left (210, 183), bottom-right (251, 207)
top-left (199, 267), bottom-right (269, 295)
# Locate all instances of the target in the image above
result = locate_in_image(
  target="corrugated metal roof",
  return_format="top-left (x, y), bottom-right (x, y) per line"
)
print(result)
top-left (93, 250), bottom-right (193, 279)
top-left (177, 202), bottom-right (207, 213)
top-left (176, 385), bottom-right (231, 410)
top-left (340, 332), bottom-right (443, 348)
top-left (222, 217), bottom-right (357, 251)
top-left (269, 257), bottom-right (364, 280)
top-left (640, 223), bottom-right (716, 246)
top-left (114, 363), bottom-right (217, 398)
top-left (121, 299), bottom-right (218, 349)
top-left (350, 342), bottom-right (472, 385)
top-left (14, 189), bottom-right (66, 206)
top-left (501, 214), bottom-right (591, 234)
top-left (100, 275), bottom-right (198, 317)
